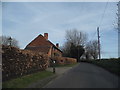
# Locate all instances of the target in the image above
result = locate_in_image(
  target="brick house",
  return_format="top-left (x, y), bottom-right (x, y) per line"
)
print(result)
top-left (25, 33), bottom-right (77, 66)
top-left (25, 33), bottom-right (62, 64)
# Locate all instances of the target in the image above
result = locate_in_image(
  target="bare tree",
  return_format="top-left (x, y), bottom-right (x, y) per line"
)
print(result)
top-left (85, 40), bottom-right (99, 60)
top-left (65, 29), bottom-right (87, 46)
top-left (62, 29), bottom-right (87, 61)
top-left (61, 41), bottom-right (71, 57)
top-left (0, 36), bottom-right (8, 45)
top-left (0, 36), bottom-right (19, 48)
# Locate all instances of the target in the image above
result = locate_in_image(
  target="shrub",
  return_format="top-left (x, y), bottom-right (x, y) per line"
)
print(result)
top-left (2, 45), bottom-right (49, 81)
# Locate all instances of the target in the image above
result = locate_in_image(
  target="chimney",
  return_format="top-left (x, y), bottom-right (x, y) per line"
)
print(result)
top-left (44, 33), bottom-right (48, 40)
top-left (56, 43), bottom-right (59, 48)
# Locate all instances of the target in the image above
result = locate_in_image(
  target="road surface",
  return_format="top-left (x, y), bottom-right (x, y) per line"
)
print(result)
top-left (44, 62), bottom-right (119, 88)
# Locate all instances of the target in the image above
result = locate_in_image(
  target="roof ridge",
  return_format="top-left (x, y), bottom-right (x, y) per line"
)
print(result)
top-left (25, 33), bottom-right (62, 52)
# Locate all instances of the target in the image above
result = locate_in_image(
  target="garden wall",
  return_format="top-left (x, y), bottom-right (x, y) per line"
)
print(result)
top-left (2, 45), bottom-right (49, 81)
top-left (52, 56), bottom-right (77, 65)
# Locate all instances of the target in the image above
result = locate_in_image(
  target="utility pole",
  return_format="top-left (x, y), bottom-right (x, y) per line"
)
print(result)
top-left (97, 27), bottom-right (101, 60)
top-left (117, 1), bottom-right (120, 58)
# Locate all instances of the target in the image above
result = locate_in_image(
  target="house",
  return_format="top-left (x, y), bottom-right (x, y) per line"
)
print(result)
top-left (25, 33), bottom-right (62, 59)
top-left (25, 33), bottom-right (77, 66)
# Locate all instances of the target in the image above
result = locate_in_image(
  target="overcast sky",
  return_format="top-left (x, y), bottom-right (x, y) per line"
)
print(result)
top-left (2, 1), bottom-right (118, 58)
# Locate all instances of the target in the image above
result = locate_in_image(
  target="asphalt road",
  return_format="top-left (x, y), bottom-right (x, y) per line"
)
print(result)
top-left (44, 62), bottom-right (120, 88)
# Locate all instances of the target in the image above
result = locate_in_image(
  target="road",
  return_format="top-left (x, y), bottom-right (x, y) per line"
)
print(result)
top-left (44, 62), bottom-right (119, 88)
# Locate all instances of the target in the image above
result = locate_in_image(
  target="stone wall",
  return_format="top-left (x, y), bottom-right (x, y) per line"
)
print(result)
top-left (2, 45), bottom-right (49, 81)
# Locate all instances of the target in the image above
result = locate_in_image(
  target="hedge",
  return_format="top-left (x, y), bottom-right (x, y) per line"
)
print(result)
top-left (2, 45), bottom-right (49, 81)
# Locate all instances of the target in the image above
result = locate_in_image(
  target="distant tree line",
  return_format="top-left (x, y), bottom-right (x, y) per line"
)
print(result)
top-left (0, 36), bottom-right (19, 48)
top-left (0, 32), bottom-right (98, 61)
top-left (61, 29), bottom-right (99, 62)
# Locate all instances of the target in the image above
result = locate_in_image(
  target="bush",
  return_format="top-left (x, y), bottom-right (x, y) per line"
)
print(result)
top-left (2, 45), bottom-right (49, 81)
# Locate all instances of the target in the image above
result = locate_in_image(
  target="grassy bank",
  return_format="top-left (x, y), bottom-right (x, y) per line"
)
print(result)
top-left (80, 59), bottom-right (120, 76)
top-left (3, 70), bottom-right (54, 88)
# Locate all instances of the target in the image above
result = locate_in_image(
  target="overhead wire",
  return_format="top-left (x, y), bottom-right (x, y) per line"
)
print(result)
top-left (89, 1), bottom-right (109, 42)
top-left (98, 0), bottom-right (110, 58)
top-left (98, 0), bottom-right (109, 28)
top-left (88, 1), bottom-right (110, 59)
top-left (89, 32), bottom-right (97, 41)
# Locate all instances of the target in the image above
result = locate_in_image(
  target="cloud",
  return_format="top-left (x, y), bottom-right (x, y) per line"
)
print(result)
top-left (2, 2), bottom-right (118, 58)
top-left (2, 0), bottom-right (119, 2)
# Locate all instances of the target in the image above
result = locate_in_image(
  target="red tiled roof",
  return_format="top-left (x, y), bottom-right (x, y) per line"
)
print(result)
top-left (25, 34), bottom-right (62, 53)
top-left (26, 35), bottom-right (51, 47)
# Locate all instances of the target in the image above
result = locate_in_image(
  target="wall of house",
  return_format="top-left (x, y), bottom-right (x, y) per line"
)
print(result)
top-left (48, 47), bottom-right (61, 58)
top-left (54, 49), bottom-right (62, 57)
top-left (47, 46), bottom-right (52, 57)
top-left (50, 47), bottom-right (62, 57)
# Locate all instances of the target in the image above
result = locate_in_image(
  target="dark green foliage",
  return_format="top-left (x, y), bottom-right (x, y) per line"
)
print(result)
top-left (65, 43), bottom-right (85, 62)
top-left (80, 58), bottom-right (120, 76)
top-left (62, 29), bottom-right (87, 61)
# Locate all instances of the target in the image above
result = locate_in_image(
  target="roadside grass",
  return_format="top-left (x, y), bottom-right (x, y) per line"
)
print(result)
top-left (2, 70), bottom-right (54, 88)
top-left (54, 63), bottom-right (78, 68)
top-left (80, 58), bottom-right (120, 76)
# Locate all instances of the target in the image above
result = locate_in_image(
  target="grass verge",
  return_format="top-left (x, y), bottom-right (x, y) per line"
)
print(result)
top-left (80, 59), bottom-right (120, 76)
top-left (2, 70), bottom-right (54, 88)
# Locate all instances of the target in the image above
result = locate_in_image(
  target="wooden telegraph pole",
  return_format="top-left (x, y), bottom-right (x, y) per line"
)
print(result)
top-left (97, 27), bottom-right (101, 60)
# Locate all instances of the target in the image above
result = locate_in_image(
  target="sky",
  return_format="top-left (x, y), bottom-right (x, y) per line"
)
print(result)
top-left (1, 1), bottom-right (118, 58)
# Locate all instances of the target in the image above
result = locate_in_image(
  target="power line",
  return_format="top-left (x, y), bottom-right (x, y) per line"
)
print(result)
top-left (89, 31), bottom-right (97, 41)
top-left (97, 1), bottom-right (109, 60)
top-left (98, 0), bottom-right (109, 27)
top-left (89, 1), bottom-right (109, 42)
